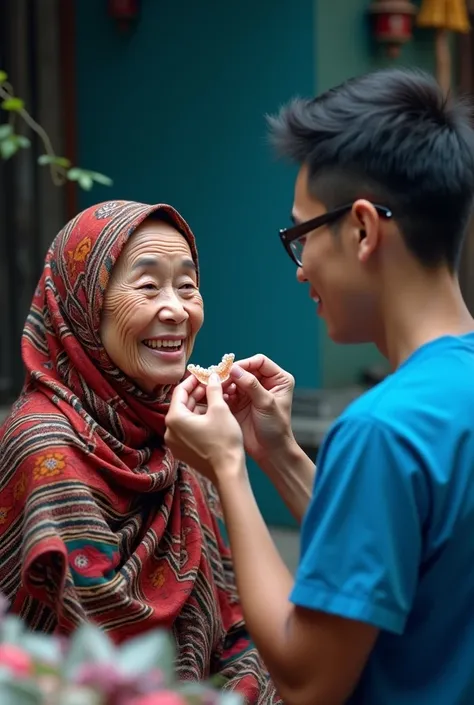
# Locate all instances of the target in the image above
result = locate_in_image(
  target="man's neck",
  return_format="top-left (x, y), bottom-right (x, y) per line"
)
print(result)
top-left (377, 267), bottom-right (474, 370)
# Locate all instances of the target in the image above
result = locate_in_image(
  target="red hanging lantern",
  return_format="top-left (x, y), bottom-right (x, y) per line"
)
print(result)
top-left (108, 0), bottom-right (141, 32)
top-left (368, 0), bottom-right (418, 58)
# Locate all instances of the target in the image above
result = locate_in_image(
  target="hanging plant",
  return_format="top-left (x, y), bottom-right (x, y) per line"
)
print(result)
top-left (0, 70), bottom-right (113, 192)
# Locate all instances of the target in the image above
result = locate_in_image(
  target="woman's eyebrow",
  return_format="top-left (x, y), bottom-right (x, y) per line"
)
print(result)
top-left (131, 256), bottom-right (160, 271)
top-left (131, 256), bottom-right (197, 272)
top-left (181, 258), bottom-right (197, 271)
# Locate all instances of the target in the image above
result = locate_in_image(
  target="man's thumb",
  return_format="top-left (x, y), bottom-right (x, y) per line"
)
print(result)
top-left (230, 366), bottom-right (270, 406)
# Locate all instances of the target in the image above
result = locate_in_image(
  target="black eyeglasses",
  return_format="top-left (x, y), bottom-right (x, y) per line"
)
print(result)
top-left (279, 203), bottom-right (393, 266)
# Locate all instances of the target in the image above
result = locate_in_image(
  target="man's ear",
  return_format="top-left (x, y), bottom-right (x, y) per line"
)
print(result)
top-left (352, 200), bottom-right (381, 263)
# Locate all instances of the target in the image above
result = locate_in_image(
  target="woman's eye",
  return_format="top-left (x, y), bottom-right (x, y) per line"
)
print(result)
top-left (179, 282), bottom-right (196, 291)
top-left (140, 283), bottom-right (157, 291)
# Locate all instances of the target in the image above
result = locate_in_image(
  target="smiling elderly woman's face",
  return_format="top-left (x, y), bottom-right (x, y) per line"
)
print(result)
top-left (100, 218), bottom-right (203, 392)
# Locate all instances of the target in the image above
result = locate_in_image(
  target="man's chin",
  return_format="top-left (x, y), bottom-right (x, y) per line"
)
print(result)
top-left (327, 325), bottom-right (372, 346)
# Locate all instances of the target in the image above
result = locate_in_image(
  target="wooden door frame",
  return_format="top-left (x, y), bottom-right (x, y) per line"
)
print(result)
top-left (457, 3), bottom-right (474, 313)
top-left (0, 0), bottom-right (77, 403)
top-left (59, 0), bottom-right (78, 221)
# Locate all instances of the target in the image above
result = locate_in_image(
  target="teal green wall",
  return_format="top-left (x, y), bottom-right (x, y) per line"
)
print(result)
top-left (315, 0), bottom-right (437, 388)
top-left (75, 0), bottom-right (441, 524)
top-left (75, 0), bottom-right (316, 527)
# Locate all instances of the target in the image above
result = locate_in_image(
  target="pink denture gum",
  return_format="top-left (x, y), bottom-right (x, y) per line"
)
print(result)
top-left (187, 353), bottom-right (235, 386)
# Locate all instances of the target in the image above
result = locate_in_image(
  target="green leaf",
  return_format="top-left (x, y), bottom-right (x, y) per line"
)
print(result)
top-left (15, 135), bottom-right (30, 149)
top-left (0, 124), bottom-right (12, 140)
top-left (0, 671), bottom-right (42, 705)
top-left (0, 71), bottom-right (8, 85)
top-left (67, 167), bottom-right (112, 190)
top-left (0, 138), bottom-right (18, 160)
top-left (58, 685), bottom-right (103, 705)
top-left (62, 623), bottom-right (115, 680)
top-left (0, 134), bottom-right (31, 158)
top-left (38, 154), bottom-right (71, 168)
top-left (78, 174), bottom-right (93, 190)
top-left (179, 682), bottom-right (244, 704)
top-left (0, 615), bottom-right (24, 643)
top-left (68, 168), bottom-right (94, 188)
top-left (219, 693), bottom-right (245, 705)
top-left (66, 168), bottom-right (82, 181)
top-left (89, 171), bottom-right (113, 187)
top-left (21, 632), bottom-right (62, 668)
top-left (117, 629), bottom-right (175, 683)
top-left (1, 98), bottom-right (24, 112)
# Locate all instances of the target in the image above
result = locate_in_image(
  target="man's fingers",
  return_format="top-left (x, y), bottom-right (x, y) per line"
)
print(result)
top-left (229, 365), bottom-right (272, 407)
top-left (232, 354), bottom-right (284, 380)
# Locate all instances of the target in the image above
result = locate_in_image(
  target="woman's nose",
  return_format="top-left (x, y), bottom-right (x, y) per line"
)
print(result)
top-left (157, 293), bottom-right (189, 324)
top-left (296, 266), bottom-right (307, 283)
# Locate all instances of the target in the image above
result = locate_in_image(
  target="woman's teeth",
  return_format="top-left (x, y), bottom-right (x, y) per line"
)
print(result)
top-left (143, 339), bottom-right (184, 350)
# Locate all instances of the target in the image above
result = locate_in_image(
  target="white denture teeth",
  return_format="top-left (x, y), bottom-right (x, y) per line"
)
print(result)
top-left (187, 353), bottom-right (235, 385)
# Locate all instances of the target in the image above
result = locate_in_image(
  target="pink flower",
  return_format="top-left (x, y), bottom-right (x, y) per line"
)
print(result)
top-left (0, 644), bottom-right (33, 677)
top-left (75, 662), bottom-right (133, 695)
top-left (129, 692), bottom-right (188, 705)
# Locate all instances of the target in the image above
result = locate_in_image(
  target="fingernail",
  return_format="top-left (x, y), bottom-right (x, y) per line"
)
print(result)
top-left (230, 365), bottom-right (243, 379)
top-left (209, 372), bottom-right (220, 384)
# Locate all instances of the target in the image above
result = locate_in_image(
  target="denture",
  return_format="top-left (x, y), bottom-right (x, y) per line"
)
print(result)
top-left (187, 353), bottom-right (235, 385)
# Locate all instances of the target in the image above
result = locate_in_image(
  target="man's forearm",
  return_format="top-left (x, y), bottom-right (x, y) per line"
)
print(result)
top-left (215, 459), bottom-right (299, 697)
top-left (256, 440), bottom-right (316, 523)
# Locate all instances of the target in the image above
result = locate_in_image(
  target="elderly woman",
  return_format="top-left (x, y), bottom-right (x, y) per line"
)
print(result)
top-left (0, 200), bottom-right (279, 703)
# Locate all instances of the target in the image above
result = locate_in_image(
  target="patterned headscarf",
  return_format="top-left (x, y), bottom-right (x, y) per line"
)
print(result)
top-left (0, 201), bottom-right (280, 703)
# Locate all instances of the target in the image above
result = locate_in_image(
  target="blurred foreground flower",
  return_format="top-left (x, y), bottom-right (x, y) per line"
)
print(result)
top-left (0, 592), bottom-right (242, 705)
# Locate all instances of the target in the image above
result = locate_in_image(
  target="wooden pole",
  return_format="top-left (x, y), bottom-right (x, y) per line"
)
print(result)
top-left (435, 27), bottom-right (452, 95)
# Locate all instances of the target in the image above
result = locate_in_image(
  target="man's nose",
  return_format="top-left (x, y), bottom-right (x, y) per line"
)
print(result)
top-left (296, 266), bottom-right (307, 283)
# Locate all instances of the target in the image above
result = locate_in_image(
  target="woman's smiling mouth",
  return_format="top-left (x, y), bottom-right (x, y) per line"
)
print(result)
top-left (142, 337), bottom-right (186, 358)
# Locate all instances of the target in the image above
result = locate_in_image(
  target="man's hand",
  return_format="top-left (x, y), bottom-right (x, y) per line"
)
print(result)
top-left (225, 354), bottom-right (296, 464)
top-left (165, 373), bottom-right (246, 485)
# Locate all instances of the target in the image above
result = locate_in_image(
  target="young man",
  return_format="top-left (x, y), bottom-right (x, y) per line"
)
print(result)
top-left (165, 69), bottom-right (474, 705)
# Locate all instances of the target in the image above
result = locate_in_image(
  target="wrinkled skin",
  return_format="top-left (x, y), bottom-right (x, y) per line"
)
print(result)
top-left (101, 220), bottom-right (204, 392)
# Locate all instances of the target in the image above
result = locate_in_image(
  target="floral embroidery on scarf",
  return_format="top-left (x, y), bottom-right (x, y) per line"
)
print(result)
top-left (67, 235), bottom-right (92, 275)
top-left (67, 540), bottom-right (119, 587)
top-left (150, 566), bottom-right (166, 589)
top-left (13, 474), bottom-right (27, 500)
top-left (94, 201), bottom-right (122, 219)
top-left (0, 507), bottom-right (10, 524)
top-left (33, 452), bottom-right (66, 481)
